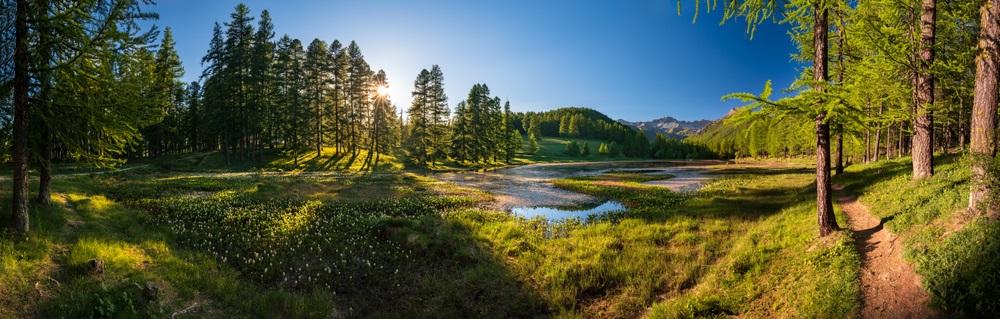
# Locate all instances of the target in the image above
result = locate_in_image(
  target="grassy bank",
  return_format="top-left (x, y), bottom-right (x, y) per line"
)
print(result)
top-left (0, 161), bottom-right (865, 318)
top-left (838, 155), bottom-right (999, 317)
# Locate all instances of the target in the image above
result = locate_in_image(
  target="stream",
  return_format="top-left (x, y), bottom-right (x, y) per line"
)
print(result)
top-left (434, 160), bottom-right (722, 220)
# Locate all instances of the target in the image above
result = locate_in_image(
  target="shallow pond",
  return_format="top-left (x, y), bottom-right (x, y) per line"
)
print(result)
top-left (511, 200), bottom-right (625, 221)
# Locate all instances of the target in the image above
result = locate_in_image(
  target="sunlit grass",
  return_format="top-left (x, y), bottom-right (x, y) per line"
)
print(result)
top-left (838, 154), bottom-right (1000, 316)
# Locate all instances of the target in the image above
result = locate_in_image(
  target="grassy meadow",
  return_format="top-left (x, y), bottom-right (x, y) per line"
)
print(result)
top-left (0, 157), bottom-right (877, 318)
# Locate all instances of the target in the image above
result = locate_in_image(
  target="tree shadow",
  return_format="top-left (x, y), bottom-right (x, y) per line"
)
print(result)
top-left (67, 172), bottom-right (550, 317)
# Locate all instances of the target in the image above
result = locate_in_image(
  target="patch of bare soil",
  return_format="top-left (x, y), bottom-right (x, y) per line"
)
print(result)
top-left (834, 186), bottom-right (937, 319)
top-left (434, 160), bottom-right (726, 210)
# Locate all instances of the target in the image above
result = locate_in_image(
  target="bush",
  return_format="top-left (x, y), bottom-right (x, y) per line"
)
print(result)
top-left (564, 141), bottom-right (581, 156)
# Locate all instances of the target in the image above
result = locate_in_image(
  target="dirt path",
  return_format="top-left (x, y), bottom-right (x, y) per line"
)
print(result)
top-left (833, 186), bottom-right (936, 318)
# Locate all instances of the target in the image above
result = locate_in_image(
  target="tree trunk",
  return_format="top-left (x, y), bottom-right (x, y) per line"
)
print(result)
top-left (864, 128), bottom-right (870, 163)
top-left (969, 0), bottom-right (1000, 215)
top-left (874, 106), bottom-right (883, 162)
top-left (36, 125), bottom-right (52, 206)
top-left (814, 4), bottom-right (838, 236)
top-left (886, 126), bottom-right (893, 159)
top-left (11, 0), bottom-right (30, 234)
top-left (959, 96), bottom-right (966, 150)
top-left (912, 0), bottom-right (936, 179)
top-left (835, 126), bottom-right (844, 175)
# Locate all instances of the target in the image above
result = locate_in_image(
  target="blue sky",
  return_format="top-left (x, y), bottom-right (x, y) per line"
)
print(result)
top-left (146, 0), bottom-right (802, 122)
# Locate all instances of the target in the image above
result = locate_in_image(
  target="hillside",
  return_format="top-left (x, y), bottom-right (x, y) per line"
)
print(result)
top-left (620, 116), bottom-right (712, 140)
top-left (516, 107), bottom-right (641, 144)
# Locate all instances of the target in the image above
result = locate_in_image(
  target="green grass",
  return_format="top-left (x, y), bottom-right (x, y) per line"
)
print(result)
top-left (1, 161), bottom-right (865, 318)
top-left (517, 137), bottom-right (633, 163)
top-left (838, 154), bottom-right (1000, 317)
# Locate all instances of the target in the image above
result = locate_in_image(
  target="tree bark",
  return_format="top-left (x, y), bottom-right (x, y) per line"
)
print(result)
top-left (912, 0), bottom-right (936, 179)
top-left (35, 0), bottom-right (53, 207)
top-left (835, 127), bottom-right (844, 175)
top-left (11, 0), bottom-right (30, 234)
top-left (814, 4), bottom-right (838, 236)
top-left (36, 125), bottom-right (52, 207)
top-left (959, 96), bottom-right (966, 150)
top-left (874, 105), bottom-right (883, 162)
top-left (969, 0), bottom-right (1000, 215)
top-left (886, 126), bottom-right (893, 159)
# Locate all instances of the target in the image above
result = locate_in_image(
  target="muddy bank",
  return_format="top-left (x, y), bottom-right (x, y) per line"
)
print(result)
top-left (434, 160), bottom-right (723, 210)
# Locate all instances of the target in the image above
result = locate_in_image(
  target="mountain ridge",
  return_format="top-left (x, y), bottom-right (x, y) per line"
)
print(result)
top-left (619, 116), bottom-right (713, 140)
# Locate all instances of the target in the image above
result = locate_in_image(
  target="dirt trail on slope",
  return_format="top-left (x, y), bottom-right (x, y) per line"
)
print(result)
top-left (833, 185), bottom-right (936, 319)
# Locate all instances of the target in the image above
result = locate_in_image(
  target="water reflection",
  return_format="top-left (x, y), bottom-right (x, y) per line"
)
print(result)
top-left (512, 201), bottom-right (625, 221)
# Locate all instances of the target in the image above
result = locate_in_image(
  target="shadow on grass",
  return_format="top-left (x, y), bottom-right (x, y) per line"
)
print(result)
top-left (36, 172), bottom-right (549, 318)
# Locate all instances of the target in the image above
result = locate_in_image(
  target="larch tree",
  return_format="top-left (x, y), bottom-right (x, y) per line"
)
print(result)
top-left (304, 39), bottom-right (329, 157)
top-left (406, 69), bottom-right (431, 166)
top-left (427, 65), bottom-right (450, 165)
top-left (911, 0), bottom-right (937, 179)
top-left (968, 0), bottom-right (1000, 215)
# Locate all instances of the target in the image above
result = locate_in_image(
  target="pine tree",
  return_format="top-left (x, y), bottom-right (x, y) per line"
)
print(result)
top-left (427, 65), bottom-right (450, 164)
top-left (528, 133), bottom-right (540, 154)
top-left (969, 0), bottom-right (1000, 215)
top-left (346, 41), bottom-right (369, 156)
top-left (304, 39), bottom-right (329, 157)
top-left (502, 101), bottom-right (519, 162)
top-left (565, 141), bottom-right (581, 156)
top-left (250, 10), bottom-right (275, 160)
top-left (333, 47), bottom-right (351, 154)
top-left (327, 40), bottom-right (343, 153)
top-left (406, 69), bottom-right (431, 166)
top-left (221, 3), bottom-right (255, 163)
top-left (451, 101), bottom-right (474, 162)
top-left (366, 70), bottom-right (396, 170)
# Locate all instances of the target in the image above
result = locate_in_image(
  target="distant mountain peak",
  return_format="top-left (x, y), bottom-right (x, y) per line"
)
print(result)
top-left (619, 116), bottom-right (712, 140)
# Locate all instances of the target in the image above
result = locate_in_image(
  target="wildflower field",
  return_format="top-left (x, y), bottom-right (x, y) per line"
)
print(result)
top-left (1, 163), bottom-right (864, 318)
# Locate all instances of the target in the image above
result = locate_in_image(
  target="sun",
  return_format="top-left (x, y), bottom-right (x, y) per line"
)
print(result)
top-left (376, 84), bottom-right (390, 97)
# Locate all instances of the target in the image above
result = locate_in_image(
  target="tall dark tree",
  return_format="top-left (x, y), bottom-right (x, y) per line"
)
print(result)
top-left (912, 0), bottom-right (937, 179)
top-left (304, 39), bottom-right (329, 157)
top-left (406, 69), bottom-right (431, 166)
top-left (249, 10), bottom-right (275, 160)
top-left (969, 0), bottom-right (1000, 215)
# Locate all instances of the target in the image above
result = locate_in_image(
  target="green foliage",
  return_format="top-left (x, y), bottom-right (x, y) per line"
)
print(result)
top-left (839, 156), bottom-right (1000, 317)
top-left (527, 133), bottom-right (540, 154)
top-left (517, 107), bottom-right (638, 143)
top-left (563, 140), bottom-right (581, 156)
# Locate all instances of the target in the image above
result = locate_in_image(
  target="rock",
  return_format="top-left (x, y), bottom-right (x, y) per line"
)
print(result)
top-left (87, 259), bottom-right (104, 275)
top-left (142, 281), bottom-right (160, 301)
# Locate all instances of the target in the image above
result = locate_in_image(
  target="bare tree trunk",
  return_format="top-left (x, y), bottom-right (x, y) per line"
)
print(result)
top-left (899, 122), bottom-right (906, 157)
top-left (969, 0), bottom-right (1000, 215)
top-left (886, 126), bottom-right (894, 159)
top-left (959, 96), bottom-right (966, 150)
top-left (864, 128), bottom-right (870, 162)
top-left (35, 1), bottom-right (53, 207)
top-left (36, 125), bottom-right (52, 206)
top-left (874, 105), bottom-right (883, 162)
top-left (11, 0), bottom-right (30, 234)
top-left (912, 0), bottom-right (936, 179)
top-left (835, 126), bottom-right (844, 175)
top-left (814, 4), bottom-right (838, 236)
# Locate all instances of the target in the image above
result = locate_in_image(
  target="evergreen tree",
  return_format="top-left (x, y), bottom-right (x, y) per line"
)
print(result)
top-left (405, 69), bottom-right (431, 166)
top-left (304, 39), bottom-right (329, 156)
top-left (250, 10), bottom-right (275, 160)
top-left (528, 133), bottom-right (540, 154)
top-left (427, 65), bottom-right (450, 164)
top-left (366, 70), bottom-right (396, 170)
top-left (564, 140), bottom-right (581, 156)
